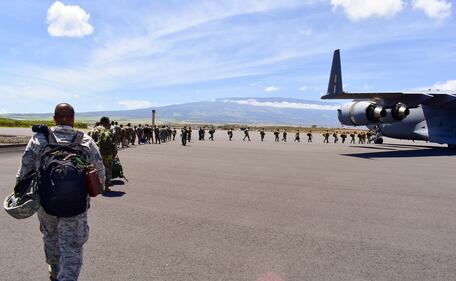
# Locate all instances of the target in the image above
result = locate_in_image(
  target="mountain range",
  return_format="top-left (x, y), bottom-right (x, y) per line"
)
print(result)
top-left (4, 97), bottom-right (341, 127)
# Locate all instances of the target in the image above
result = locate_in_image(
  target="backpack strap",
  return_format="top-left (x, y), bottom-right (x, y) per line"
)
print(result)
top-left (47, 129), bottom-right (58, 145)
top-left (72, 131), bottom-right (84, 144)
top-left (32, 124), bottom-right (51, 143)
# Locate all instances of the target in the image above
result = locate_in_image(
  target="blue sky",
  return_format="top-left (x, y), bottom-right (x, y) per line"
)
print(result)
top-left (0, 0), bottom-right (454, 113)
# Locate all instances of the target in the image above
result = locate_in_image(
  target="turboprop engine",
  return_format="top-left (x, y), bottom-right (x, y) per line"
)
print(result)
top-left (338, 101), bottom-right (386, 126)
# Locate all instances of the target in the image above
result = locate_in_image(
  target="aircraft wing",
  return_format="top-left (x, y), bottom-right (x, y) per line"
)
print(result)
top-left (322, 50), bottom-right (456, 107)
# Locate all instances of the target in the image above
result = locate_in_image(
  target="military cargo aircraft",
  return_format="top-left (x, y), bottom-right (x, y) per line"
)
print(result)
top-left (322, 49), bottom-right (456, 148)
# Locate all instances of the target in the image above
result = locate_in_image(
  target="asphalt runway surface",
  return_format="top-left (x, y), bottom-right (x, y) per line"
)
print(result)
top-left (1, 129), bottom-right (456, 281)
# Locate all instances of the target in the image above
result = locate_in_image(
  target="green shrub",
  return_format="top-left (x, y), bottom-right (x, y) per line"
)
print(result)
top-left (0, 118), bottom-right (88, 129)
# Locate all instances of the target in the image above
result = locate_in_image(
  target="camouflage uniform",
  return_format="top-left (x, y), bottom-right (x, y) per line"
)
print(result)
top-left (260, 129), bottom-right (265, 141)
top-left (113, 124), bottom-right (121, 147)
top-left (89, 125), bottom-right (117, 187)
top-left (120, 126), bottom-right (128, 148)
top-left (227, 129), bottom-right (233, 141)
top-left (181, 127), bottom-right (188, 146)
top-left (274, 130), bottom-right (280, 142)
top-left (294, 131), bottom-right (300, 142)
top-left (323, 132), bottom-right (330, 143)
top-left (17, 125), bottom-right (105, 281)
top-left (307, 131), bottom-right (313, 142)
top-left (187, 127), bottom-right (192, 142)
top-left (350, 132), bottom-right (356, 144)
top-left (131, 126), bottom-right (137, 145)
top-left (154, 126), bottom-right (160, 144)
top-left (243, 128), bottom-right (250, 141)
top-left (282, 130), bottom-right (287, 142)
top-left (136, 125), bottom-right (144, 144)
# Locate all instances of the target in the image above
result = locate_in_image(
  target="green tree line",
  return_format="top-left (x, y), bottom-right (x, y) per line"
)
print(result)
top-left (0, 118), bottom-right (88, 129)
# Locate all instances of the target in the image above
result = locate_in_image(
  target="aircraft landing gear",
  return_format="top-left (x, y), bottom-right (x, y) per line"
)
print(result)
top-left (370, 125), bottom-right (384, 145)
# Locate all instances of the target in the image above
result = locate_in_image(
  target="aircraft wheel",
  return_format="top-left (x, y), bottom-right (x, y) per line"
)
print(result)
top-left (374, 138), bottom-right (383, 144)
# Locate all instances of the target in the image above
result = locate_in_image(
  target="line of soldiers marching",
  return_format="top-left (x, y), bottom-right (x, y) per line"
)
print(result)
top-left (322, 131), bottom-right (372, 144)
top-left (109, 121), bottom-right (178, 148)
top-left (96, 120), bottom-right (373, 149)
top-left (175, 127), bottom-right (373, 144)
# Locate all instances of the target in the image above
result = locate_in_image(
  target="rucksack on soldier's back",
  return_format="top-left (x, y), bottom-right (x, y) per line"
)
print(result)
top-left (89, 127), bottom-right (114, 155)
top-left (112, 156), bottom-right (128, 181)
top-left (38, 128), bottom-right (90, 217)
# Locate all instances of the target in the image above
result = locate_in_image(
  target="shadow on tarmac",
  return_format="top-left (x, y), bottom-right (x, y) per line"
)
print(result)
top-left (350, 146), bottom-right (397, 151)
top-left (343, 147), bottom-right (456, 159)
top-left (111, 180), bottom-right (125, 186)
top-left (102, 190), bottom-right (126, 197)
top-left (379, 143), bottom-right (443, 149)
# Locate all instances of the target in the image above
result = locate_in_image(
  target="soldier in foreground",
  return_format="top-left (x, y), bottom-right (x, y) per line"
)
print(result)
top-left (16, 103), bottom-right (105, 281)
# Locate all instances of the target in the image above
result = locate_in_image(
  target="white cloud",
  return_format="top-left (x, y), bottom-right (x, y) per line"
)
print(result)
top-left (299, 28), bottom-right (313, 36)
top-left (299, 85), bottom-right (308, 91)
top-left (118, 100), bottom-right (153, 110)
top-left (265, 86), bottom-right (279, 92)
top-left (331, 0), bottom-right (405, 21)
top-left (221, 99), bottom-right (340, 110)
top-left (92, 1), bottom-right (315, 64)
top-left (47, 1), bottom-right (94, 38)
top-left (413, 0), bottom-right (452, 21)
top-left (431, 80), bottom-right (456, 91)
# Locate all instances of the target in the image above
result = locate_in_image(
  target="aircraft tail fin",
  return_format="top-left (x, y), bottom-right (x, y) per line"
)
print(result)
top-left (323, 49), bottom-right (344, 99)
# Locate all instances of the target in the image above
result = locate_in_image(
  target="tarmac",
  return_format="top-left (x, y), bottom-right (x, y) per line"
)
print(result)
top-left (1, 129), bottom-right (456, 281)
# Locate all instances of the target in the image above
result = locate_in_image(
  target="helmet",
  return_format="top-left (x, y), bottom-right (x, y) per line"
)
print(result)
top-left (3, 172), bottom-right (40, 220)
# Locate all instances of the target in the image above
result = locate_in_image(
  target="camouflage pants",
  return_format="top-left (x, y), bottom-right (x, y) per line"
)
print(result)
top-left (102, 154), bottom-right (113, 186)
top-left (38, 208), bottom-right (89, 281)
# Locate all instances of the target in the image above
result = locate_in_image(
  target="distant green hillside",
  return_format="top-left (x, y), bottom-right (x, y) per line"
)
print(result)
top-left (0, 118), bottom-right (88, 129)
